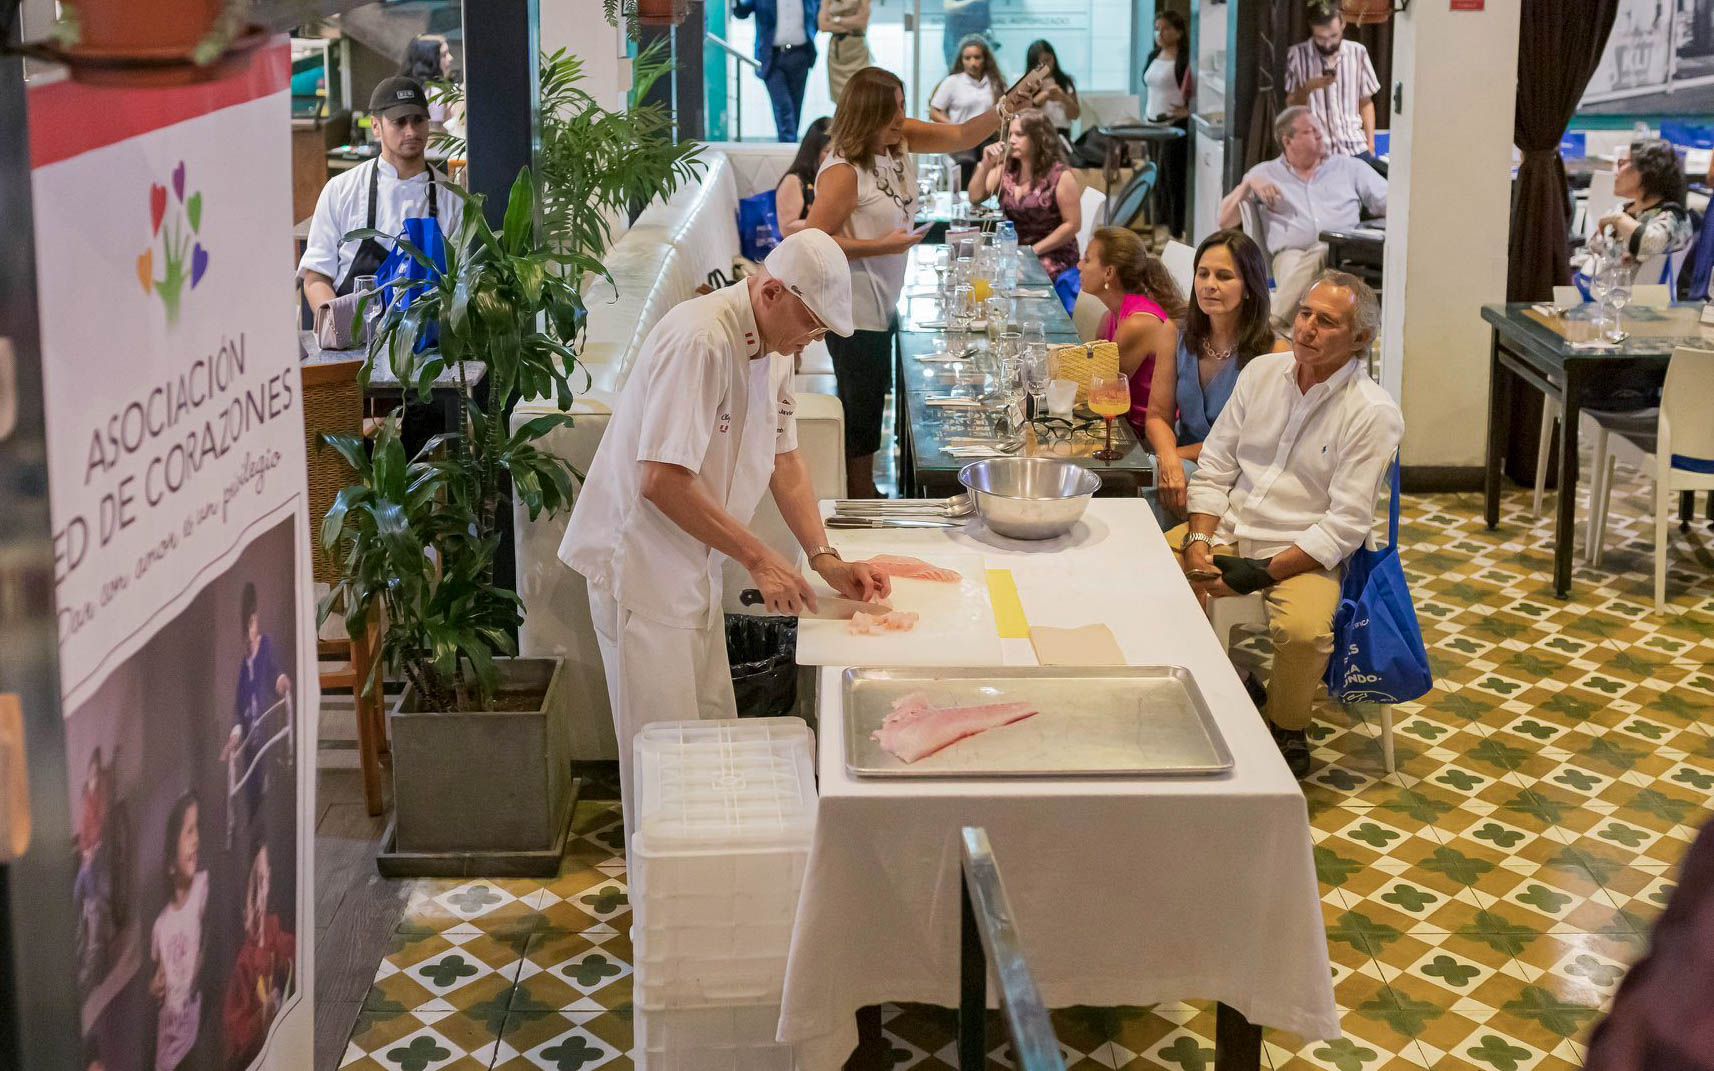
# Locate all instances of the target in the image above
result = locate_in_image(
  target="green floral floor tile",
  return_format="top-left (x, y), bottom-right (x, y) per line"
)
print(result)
top-left (514, 928), bottom-right (633, 1011)
top-left (489, 1007), bottom-right (629, 1070)
top-left (398, 879), bottom-right (553, 936)
top-left (342, 1006), bottom-right (512, 1070)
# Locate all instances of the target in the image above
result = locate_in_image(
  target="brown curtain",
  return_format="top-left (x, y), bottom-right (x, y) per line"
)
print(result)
top-left (1506, 0), bottom-right (1620, 301)
top-left (1249, 1), bottom-right (1394, 170)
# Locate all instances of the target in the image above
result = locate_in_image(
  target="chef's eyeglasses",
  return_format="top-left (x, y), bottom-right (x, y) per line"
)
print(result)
top-left (795, 297), bottom-right (830, 340)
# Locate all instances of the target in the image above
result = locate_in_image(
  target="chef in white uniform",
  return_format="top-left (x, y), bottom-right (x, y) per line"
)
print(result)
top-left (559, 229), bottom-right (892, 848)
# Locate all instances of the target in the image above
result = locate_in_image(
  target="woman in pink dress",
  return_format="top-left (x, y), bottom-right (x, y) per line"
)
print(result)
top-left (967, 109), bottom-right (1083, 279)
top-left (1075, 226), bottom-right (1185, 434)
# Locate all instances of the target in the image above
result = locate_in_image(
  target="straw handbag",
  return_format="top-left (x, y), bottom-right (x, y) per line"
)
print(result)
top-left (1047, 340), bottom-right (1121, 405)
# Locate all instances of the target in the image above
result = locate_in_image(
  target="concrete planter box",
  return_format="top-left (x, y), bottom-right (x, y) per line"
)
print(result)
top-left (377, 656), bottom-right (577, 878)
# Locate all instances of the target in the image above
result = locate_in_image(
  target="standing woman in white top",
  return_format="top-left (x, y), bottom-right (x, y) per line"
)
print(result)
top-left (809, 64), bottom-right (1048, 497)
top-left (1142, 10), bottom-right (1191, 238)
top-left (930, 36), bottom-right (1007, 188)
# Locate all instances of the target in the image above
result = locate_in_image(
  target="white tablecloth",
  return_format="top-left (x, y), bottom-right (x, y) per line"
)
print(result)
top-left (777, 500), bottom-right (1339, 1069)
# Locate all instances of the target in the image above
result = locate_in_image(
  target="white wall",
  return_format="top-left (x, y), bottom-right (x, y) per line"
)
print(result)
top-left (1380, 0), bottom-right (1521, 469)
top-left (539, 0), bottom-right (633, 248)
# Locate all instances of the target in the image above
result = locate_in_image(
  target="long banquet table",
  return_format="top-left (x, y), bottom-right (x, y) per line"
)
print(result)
top-left (777, 499), bottom-right (1340, 1070)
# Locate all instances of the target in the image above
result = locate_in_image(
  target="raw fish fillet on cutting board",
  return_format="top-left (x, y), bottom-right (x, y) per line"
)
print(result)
top-left (794, 551), bottom-right (1002, 666)
top-left (864, 554), bottom-right (962, 582)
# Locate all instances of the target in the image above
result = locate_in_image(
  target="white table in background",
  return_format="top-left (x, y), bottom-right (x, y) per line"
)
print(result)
top-left (777, 499), bottom-right (1339, 1070)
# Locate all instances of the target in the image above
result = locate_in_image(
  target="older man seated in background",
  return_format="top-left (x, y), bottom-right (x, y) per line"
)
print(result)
top-left (1219, 107), bottom-right (1387, 329)
top-left (1166, 271), bottom-right (1403, 778)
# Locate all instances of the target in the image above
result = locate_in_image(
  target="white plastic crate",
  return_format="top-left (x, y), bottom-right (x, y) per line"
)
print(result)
top-left (634, 717), bottom-right (817, 853)
top-left (632, 1001), bottom-right (794, 1071)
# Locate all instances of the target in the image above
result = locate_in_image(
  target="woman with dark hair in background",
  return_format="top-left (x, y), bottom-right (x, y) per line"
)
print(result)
top-left (1024, 40), bottom-right (1080, 137)
top-left (1145, 229), bottom-right (1288, 517)
top-left (777, 117), bottom-right (833, 236)
top-left (930, 36), bottom-right (1006, 187)
top-left (1593, 137), bottom-right (1694, 282)
top-left (1143, 11), bottom-right (1191, 237)
top-left (1076, 226), bottom-right (1186, 432)
top-left (968, 109), bottom-right (1082, 279)
top-left (399, 34), bottom-right (458, 133)
top-left (809, 64), bottom-right (1048, 496)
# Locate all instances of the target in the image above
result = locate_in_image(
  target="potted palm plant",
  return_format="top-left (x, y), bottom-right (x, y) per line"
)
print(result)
top-left (319, 169), bottom-right (595, 876)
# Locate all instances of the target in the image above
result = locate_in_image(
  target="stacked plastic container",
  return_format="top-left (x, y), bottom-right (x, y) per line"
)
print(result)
top-left (630, 717), bottom-right (818, 1071)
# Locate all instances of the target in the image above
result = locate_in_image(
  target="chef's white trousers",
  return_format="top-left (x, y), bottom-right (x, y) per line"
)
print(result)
top-left (588, 588), bottom-right (737, 857)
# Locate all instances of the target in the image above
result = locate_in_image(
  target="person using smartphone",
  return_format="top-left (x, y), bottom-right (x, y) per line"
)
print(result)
top-left (1283, 6), bottom-right (1385, 175)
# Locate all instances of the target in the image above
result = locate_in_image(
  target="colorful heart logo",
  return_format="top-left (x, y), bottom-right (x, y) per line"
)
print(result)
top-left (186, 191), bottom-right (203, 233)
top-left (191, 243), bottom-right (209, 288)
top-left (172, 161), bottom-right (186, 203)
top-left (149, 184), bottom-right (167, 235)
top-left (137, 249), bottom-right (153, 293)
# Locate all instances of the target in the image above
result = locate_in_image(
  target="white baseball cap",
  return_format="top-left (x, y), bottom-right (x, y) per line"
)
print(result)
top-left (763, 229), bottom-right (855, 338)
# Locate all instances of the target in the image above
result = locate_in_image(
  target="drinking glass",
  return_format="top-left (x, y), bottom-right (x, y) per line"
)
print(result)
top-left (353, 274), bottom-right (381, 342)
top-left (1088, 371), bottom-right (1130, 461)
top-left (1046, 378), bottom-right (1078, 417)
top-left (1021, 343), bottom-right (1049, 417)
top-left (1021, 319), bottom-right (1046, 347)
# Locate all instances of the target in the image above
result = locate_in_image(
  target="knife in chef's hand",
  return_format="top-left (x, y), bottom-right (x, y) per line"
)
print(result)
top-left (739, 589), bottom-right (893, 619)
top-left (826, 516), bottom-right (962, 529)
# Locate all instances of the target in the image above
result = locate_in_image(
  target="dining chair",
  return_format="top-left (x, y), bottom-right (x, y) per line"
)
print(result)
top-left (1582, 345), bottom-right (1714, 611)
top-left (1206, 594), bottom-right (1396, 774)
top-left (1161, 240), bottom-right (1196, 298)
top-left (1075, 185), bottom-right (1107, 257)
top-left (302, 356), bottom-right (389, 814)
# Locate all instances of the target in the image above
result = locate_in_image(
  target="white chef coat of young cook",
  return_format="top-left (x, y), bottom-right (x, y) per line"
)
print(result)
top-left (559, 228), bottom-right (892, 845)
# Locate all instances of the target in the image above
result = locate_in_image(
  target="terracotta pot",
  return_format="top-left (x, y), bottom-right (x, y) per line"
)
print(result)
top-left (1340, 0), bottom-right (1395, 23)
top-left (635, 0), bottom-right (690, 27)
top-left (70, 0), bottom-right (226, 56)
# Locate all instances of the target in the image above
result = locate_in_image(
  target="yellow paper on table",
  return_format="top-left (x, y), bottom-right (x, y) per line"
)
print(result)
top-left (985, 569), bottom-right (1029, 638)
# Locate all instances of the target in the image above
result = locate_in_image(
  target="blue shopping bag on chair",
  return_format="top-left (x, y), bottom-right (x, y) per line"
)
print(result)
top-left (737, 190), bottom-right (781, 262)
top-left (1322, 458), bottom-right (1433, 705)
top-left (376, 215), bottom-right (447, 351)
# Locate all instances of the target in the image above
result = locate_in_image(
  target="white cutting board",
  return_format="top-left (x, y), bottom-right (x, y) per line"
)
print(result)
top-left (793, 551), bottom-right (1003, 667)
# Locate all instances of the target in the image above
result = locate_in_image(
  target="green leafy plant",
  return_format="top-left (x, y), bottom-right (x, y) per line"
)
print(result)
top-left (436, 43), bottom-right (703, 264)
top-left (318, 169), bottom-right (590, 712)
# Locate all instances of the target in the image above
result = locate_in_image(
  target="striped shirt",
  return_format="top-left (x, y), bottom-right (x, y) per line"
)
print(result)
top-left (1284, 39), bottom-right (1380, 158)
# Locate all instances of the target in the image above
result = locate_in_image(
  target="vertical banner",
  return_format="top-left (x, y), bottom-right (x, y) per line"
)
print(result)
top-left (28, 43), bottom-right (315, 1071)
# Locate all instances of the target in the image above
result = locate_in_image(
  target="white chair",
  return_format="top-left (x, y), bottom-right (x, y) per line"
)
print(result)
top-left (1206, 592), bottom-right (1396, 774)
top-left (1582, 345), bottom-right (1714, 610)
top-left (1161, 240), bottom-right (1196, 298)
top-left (1075, 185), bottom-right (1107, 257)
top-left (1532, 282), bottom-right (1675, 516)
top-left (1238, 200), bottom-right (1276, 287)
top-left (1071, 290), bottom-right (1107, 342)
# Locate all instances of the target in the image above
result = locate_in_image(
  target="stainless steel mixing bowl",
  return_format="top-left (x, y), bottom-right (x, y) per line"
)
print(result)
top-left (957, 457), bottom-right (1100, 540)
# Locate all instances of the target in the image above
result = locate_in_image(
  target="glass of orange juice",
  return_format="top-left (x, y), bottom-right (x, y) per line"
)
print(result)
top-left (971, 276), bottom-right (993, 304)
top-left (1087, 371), bottom-right (1130, 461)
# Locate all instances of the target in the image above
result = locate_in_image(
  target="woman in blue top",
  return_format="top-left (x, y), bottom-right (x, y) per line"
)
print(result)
top-left (1143, 229), bottom-right (1288, 518)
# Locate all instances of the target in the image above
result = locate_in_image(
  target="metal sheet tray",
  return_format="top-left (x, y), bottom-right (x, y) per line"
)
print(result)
top-left (843, 666), bottom-right (1234, 778)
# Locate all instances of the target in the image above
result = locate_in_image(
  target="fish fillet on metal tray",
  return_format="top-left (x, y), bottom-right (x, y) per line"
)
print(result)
top-left (841, 666), bottom-right (1235, 778)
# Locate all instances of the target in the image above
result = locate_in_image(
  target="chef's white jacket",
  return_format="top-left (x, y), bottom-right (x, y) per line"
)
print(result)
top-left (296, 158), bottom-right (465, 285)
top-left (1187, 352), bottom-right (1403, 569)
top-left (559, 284), bottom-right (798, 629)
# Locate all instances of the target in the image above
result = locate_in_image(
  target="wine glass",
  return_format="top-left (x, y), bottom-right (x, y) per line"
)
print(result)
top-left (1088, 371), bottom-right (1130, 461)
top-left (1021, 343), bottom-right (1049, 418)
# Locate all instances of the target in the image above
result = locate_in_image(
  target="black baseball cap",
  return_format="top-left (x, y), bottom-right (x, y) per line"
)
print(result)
top-left (369, 76), bottom-right (430, 120)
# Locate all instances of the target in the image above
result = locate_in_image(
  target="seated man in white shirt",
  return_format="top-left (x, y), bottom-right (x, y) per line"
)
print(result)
top-left (1218, 107), bottom-right (1386, 329)
top-left (1165, 271), bottom-right (1403, 778)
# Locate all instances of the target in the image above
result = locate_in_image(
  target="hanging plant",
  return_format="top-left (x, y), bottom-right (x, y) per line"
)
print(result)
top-left (24, 0), bottom-right (270, 87)
top-left (1338, 0), bottom-right (1402, 24)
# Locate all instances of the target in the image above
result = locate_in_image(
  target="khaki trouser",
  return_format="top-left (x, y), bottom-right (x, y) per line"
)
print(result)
top-left (827, 33), bottom-right (872, 103)
top-left (1270, 243), bottom-right (1329, 329)
top-left (1165, 524), bottom-right (1341, 731)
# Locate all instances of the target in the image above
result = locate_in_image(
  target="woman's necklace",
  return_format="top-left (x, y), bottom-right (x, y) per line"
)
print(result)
top-left (1201, 337), bottom-right (1236, 363)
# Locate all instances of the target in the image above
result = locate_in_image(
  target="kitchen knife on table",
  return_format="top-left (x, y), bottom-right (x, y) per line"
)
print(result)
top-left (826, 516), bottom-right (963, 529)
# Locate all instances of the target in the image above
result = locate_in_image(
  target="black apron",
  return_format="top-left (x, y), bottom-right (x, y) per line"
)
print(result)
top-left (334, 158), bottom-right (440, 296)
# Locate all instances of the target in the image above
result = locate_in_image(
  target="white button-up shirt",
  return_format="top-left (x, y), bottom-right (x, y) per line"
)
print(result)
top-left (1187, 352), bottom-right (1403, 569)
top-left (559, 284), bottom-right (798, 629)
top-left (1242, 154), bottom-right (1387, 257)
top-left (774, 0), bottom-right (808, 46)
top-left (297, 158), bottom-right (465, 285)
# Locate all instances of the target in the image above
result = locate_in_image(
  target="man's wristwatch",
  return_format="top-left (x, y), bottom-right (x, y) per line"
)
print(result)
top-left (808, 545), bottom-right (842, 565)
top-left (1180, 531), bottom-right (1215, 553)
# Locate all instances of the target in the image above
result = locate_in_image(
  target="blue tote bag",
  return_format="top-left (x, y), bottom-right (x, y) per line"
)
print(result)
top-left (1322, 458), bottom-right (1434, 705)
top-left (376, 215), bottom-right (448, 351)
top-left (737, 190), bottom-right (781, 262)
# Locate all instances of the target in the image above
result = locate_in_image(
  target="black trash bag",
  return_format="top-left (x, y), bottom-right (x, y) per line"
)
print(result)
top-left (725, 614), bottom-right (799, 717)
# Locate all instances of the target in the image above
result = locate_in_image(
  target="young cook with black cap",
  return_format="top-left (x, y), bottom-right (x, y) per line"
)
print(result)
top-left (297, 76), bottom-right (465, 311)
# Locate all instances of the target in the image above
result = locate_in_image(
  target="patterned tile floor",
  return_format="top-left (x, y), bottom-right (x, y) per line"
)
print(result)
top-left (341, 476), bottom-right (1714, 1071)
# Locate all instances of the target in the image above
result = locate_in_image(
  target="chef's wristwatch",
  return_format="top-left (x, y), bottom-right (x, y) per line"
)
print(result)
top-left (1180, 531), bottom-right (1215, 553)
top-left (808, 545), bottom-right (842, 564)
